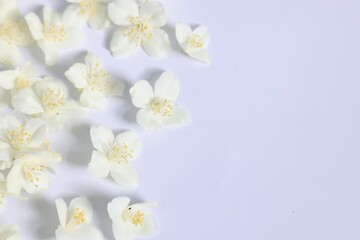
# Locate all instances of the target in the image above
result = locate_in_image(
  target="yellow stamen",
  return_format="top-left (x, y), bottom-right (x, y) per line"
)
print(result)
top-left (15, 78), bottom-right (30, 90)
top-left (187, 34), bottom-right (204, 48)
top-left (41, 88), bottom-right (65, 113)
top-left (23, 163), bottom-right (45, 188)
top-left (108, 143), bottom-right (134, 164)
top-left (7, 126), bottom-right (31, 149)
top-left (80, 0), bottom-right (97, 18)
top-left (87, 63), bottom-right (110, 92)
top-left (123, 16), bottom-right (153, 47)
top-left (131, 210), bottom-right (144, 227)
top-left (73, 208), bottom-right (86, 225)
top-left (150, 99), bottom-right (173, 117)
top-left (43, 21), bottom-right (67, 43)
top-left (0, 18), bottom-right (25, 45)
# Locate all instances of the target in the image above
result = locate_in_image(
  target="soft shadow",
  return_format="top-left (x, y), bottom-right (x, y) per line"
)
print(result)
top-left (66, 123), bottom-right (93, 166)
top-left (163, 24), bottom-right (183, 53)
top-left (31, 197), bottom-right (58, 240)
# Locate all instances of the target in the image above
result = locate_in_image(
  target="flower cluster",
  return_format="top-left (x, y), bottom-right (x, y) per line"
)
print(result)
top-left (0, 0), bottom-right (210, 239)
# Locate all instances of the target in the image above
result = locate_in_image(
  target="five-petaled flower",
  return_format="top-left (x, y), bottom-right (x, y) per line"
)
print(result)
top-left (108, 197), bottom-right (158, 240)
top-left (25, 6), bottom-right (83, 65)
top-left (108, 0), bottom-right (171, 58)
top-left (89, 125), bottom-right (141, 188)
top-left (11, 77), bottom-right (83, 132)
top-left (176, 23), bottom-right (211, 64)
top-left (65, 52), bottom-right (125, 109)
top-left (64, 0), bottom-right (110, 29)
top-left (55, 197), bottom-right (104, 240)
top-left (130, 71), bottom-right (189, 131)
top-left (0, 0), bottom-right (33, 66)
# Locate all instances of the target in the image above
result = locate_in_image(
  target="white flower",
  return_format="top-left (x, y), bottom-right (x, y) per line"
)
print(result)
top-left (130, 71), bottom-right (189, 131)
top-left (0, 173), bottom-right (7, 213)
top-left (25, 6), bottom-right (83, 65)
top-left (11, 77), bottom-right (83, 132)
top-left (89, 125), bottom-right (141, 188)
top-left (55, 197), bottom-right (104, 240)
top-left (108, 197), bottom-right (157, 240)
top-left (0, 225), bottom-right (20, 240)
top-left (0, 62), bottom-right (41, 94)
top-left (176, 23), bottom-right (211, 64)
top-left (0, 114), bottom-right (47, 170)
top-left (0, 88), bottom-right (10, 110)
top-left (108, 0), bottom-right (171, 58)
top-left (0, 0), bottom-right (33, 66)
top-left (7, 151), bottom-right (61, 195)
top-left (65, 52), bottom-right (125, 109)
top-left (64, 0), bottom-right (110, 29)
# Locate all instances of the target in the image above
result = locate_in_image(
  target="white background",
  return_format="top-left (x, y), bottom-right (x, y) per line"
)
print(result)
top-left (1, 0), bottom-right (360, 239)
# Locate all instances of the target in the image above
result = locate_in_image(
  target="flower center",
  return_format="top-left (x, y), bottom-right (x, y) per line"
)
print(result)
top-left (150, 99), bottom-right (173, 117)
top-left (108, 143), bottom-right (134, 164)
top-left (123, 16), bottom-right (153, 47)
top-left (0, 18), bottom-right (24, 45)
top-left (80, 0), bottom-right (97, 18)
top-left (43, 21), bottom-right (67, 43)
top-left (73, 208), bottom-right (86, 225)
top-left (41, 88), bottom-right (66, 113)
top-left (6, 126), bottom-right (31, 149)
top-left (15, 78), bottom-right (30, 90)
top-left (131, 210), bottom-right (145, 227)
top-left (187, 34), bottom-right (204, 48)
top-left (87, 63), bottom-right (110, 92)
top-left (23, 163), bottom-right (45, 188)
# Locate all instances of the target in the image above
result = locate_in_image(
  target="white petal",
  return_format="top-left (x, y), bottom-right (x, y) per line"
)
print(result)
top-left (65, 63), bottom-right (88, 89)
top-left (68, 197), bottom-right (93, 223)
top-left (163, 105), bottom-right (189, 125)
top-left (55, 225), bottom-right (103, 240)
top-left (112, 221), bottom-right (134, 240)
top-left (11, 88), bottom-right (43, 114)
top-left (43, 6), bottom-right (61, 26)
top-left (24, 12), bottom-right (44, 40)
top-left (0, 70), bottom-right (17, 89)
top-left (80, 90), bottom-right (106, 109)
top-left (154, 71), bottom-right (179, 100)
top-left (140, 1), bottom-right (167, 27)
top-left (175, 23), bottom-right (192, 46)
top-left (35, 78), bottom-right (69, 97)
top-left (0, 88), bottom-right (10, 110)
top-left (62, 4), bottom-right (86, 28)
top-left (37, 40), bottom-right (59, 66)
top-left (129, 80), bottom-right (154, 108)
top-left (0, 114), bottom-right (20, 131)
top-left (85, 52), bottom-right (102, 67)
top-left (6, 163), bottom-right (23, 195)
top-left (108, 0), bottom-right (139, 26)
top-left (186, 47), bottom-right (211, 64)
top-left (110, 163), bottom-right (138, 188)
top-left (107, 196), bottom-right (130, 221)
top-left (132, 214), bottom-right (157, 237)
top-left (136, 108), bottom-right (162, 131)
top-left (90, 125), bottom-right (114, 154)
top-left (32, 151), bottom-right (62, 167)
top-left (114, 131), bottom-right (142, 159)
top-left (0, 39), bottom-right (20, 67)
top-left (0, 225), bottom-right (19, 240)
top-left (58, 27), bottom-right (83, 49)
top-left (55, 198), bottom-right (68, 228)
top-left (0, 142), bottom-right (12, 170)
top-left (23, 118), bottom-right (47, 148)
top-left (142, 29), bottom-right (171, 58)
top-left (88, 4), bottom-right (110, 29)
top-left (88, 151), bottom-right (111, 178)
top-left (110, 28), bottom-right (137, 57)
top-left (23, 172), bottom-right (50, 194)
top-left (193, 26), bottom-right (211, 47)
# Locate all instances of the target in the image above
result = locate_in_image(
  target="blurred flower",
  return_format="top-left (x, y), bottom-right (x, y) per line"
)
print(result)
top-left (0, 225), bottom-right (20, 240)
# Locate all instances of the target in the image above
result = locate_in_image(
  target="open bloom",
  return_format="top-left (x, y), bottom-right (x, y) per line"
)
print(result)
top-left (55, 197), bottom-right (104, 240)
top-left (64, 0), bottom-right (110, 29)
top-left (108, 0), bottom-right (171, 58)
top-left (108, 197), bottom-right (158, 240)
top-left (0, 225), bottom-right (20, 240)
top-left (89, 125), bottom-right (141, 188)
top-left (0, 114), bottom-right (47, 169)
top-left (0, 62), bottom-right (41, 95)
top-left (25, 6), bottom-right (83, 65)
top-left (7, 151), bottom-right (61, 195)
top-left (176, 23), bottom-right (211, 64)
top-left (11, 77), bottom-right (83, 132)
top-left (65, 52), bottom-right (125, 109)
top-left (130, 71), bottom-right (189, 131)
top-left (0, 0), bottom-right (33, 66)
